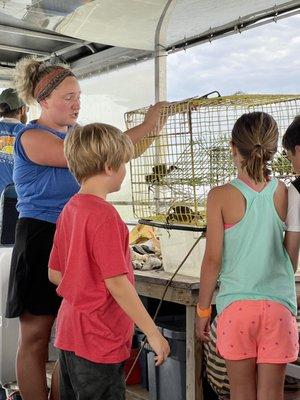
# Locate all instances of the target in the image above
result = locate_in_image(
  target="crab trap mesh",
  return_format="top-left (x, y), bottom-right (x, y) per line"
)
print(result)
top-left (125, 94), bottom-right (300, 228)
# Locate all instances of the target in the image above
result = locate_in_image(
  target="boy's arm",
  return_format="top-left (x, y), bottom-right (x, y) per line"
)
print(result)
top-left (48, 268), bottom-right (62, 286)
top-left (284, 232), bottom-right (300, 272)
top-left (196, 188), bottom-right (224, 342)
top-left (105, 275), bottom-right (170, 365)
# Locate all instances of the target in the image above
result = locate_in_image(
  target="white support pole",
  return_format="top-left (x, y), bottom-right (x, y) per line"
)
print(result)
top-left (153, 0), bottom-right (175, 213)
top-left (154, 0), bottom-right (175, 102)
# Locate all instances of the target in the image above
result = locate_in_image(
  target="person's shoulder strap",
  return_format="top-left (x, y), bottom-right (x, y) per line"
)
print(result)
top-left (230, 177), bottom-right (278, 198)
top-left (14, 123), bottom-right (39, 160)
top-left (14, 122), bottom-right (64, 156)
top-left (15, 122), bottom-right (37, 138)
top-left (229, 178), bottom-right (255, 200)
top-left (29, 120), bottom-right (65, 138)
top-left (261, 177), bottom-right (278, 196)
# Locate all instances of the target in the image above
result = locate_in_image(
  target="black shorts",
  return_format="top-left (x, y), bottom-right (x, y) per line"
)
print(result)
top-left (5, 217), bottom-right (61, 318)
top-left (59, 350), bottom-right (125, 400)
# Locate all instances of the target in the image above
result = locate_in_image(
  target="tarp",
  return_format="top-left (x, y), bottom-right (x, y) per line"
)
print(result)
top-left (1, 0), bottom-right (299, 51)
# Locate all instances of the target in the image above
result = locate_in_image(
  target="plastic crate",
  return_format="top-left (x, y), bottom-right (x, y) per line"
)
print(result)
top-left (147, 317), bottom-right (186, 400)
top-left (156, 228), bottom-right (205, 277)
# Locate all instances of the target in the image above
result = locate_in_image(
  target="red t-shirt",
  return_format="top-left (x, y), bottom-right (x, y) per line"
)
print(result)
top-left (49, 194), bottom-right (134, 363)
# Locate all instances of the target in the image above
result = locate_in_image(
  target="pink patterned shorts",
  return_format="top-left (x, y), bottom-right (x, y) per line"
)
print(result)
top-left (216, 300), bottom-right (299, 363)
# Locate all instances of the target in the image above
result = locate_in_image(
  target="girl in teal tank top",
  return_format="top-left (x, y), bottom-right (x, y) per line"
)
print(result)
top-left (196, 112), bottom-right (298, 400)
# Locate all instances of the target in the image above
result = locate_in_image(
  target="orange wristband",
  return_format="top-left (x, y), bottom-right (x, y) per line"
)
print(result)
top-left (197, 304), bottom-right (212, 318)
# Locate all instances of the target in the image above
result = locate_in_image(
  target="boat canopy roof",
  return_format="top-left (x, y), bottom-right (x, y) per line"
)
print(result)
top-left (0, 0), bottom-right (299, 84)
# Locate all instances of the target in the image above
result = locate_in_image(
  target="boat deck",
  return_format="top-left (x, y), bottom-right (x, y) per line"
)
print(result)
top-left (2, 362), bottom-right (300, 400)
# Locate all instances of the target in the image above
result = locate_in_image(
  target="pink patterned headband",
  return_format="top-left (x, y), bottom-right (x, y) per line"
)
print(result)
top-left (34, 67), bottom-right (75, 102)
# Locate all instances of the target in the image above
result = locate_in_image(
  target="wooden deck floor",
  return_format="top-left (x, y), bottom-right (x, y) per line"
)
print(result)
top-left (126, 385), bottom-right (149, 400)
top-left (284, 391), bottom-right (300, 400)
top-left (4, 382), bottom-right (300, 399)
top-left (2, 363), bottom-right (150, 400)
top-left (4, 363), bottom-right (300, 400)
top-left (219, 392), bottom-right (300, 400)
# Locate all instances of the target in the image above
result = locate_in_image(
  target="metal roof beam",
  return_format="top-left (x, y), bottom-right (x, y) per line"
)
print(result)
top-left (0, 61), bottom-right (15, 68)
top-left (0, 24), bottom-right (84, 44)
top-left (0, 67), bottom-right (13, 83)
top-left (42, 42), bottom-right (95, 61)
top-left (0, 44), bottom-right (50, 56)
top-left (71, 47), bottom-right (153, 78)
top-left (0, 24), bottom-right (95, 57)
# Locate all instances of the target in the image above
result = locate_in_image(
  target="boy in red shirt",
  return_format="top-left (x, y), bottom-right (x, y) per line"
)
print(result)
top-left (48, 123), bottom-right (170, 400)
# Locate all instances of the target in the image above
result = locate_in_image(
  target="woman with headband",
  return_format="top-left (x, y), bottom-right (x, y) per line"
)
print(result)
top-left (5, 58), bottom-right (166, 400)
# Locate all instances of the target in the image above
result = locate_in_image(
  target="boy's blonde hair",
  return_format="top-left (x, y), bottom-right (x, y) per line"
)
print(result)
top-left (64, 123), bottom-right (134, 184)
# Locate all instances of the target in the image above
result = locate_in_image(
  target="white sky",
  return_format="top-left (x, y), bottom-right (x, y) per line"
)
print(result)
top-left (167, 14), bottom-right (300, 100)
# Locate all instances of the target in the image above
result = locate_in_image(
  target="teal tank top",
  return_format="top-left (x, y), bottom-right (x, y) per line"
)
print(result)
top-left (216, 178), bottom-right (297, 316)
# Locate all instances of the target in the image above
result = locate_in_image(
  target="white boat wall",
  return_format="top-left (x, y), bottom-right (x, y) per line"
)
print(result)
top-left (0, 247), bottom-right (18, 385)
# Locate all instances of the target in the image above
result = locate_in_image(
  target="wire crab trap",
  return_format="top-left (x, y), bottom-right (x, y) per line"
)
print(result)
top-left (125, 93), bottom-right (300, 229)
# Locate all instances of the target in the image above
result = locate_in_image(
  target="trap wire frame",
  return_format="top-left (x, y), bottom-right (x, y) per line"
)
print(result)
top-left (125, 94), bottom-right (300, 228)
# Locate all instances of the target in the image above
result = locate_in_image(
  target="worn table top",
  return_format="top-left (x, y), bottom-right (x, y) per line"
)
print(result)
top-left (134, 269), bottom-right (199, 289)
top-left (136, 269), bottom-right (300, 286)
top-left (135, 269), bottom-right (300, 304)
top-left (134, 269), bottom-right (200, 306)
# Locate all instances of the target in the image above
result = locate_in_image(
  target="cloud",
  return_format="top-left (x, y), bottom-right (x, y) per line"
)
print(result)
top-left (167, 14), bottom-right (300, 99)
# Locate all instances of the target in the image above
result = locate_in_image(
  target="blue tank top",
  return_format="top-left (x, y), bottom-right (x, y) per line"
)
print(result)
top-left (216, 178), bottom-right (297, 315)
top-left (13, 121), bottom-right (79, 224)
top-left (0, 120), bottom-right (24, 194)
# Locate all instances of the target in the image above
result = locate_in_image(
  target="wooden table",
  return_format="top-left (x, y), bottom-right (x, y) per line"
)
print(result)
top-left (134, 270), bottom-right (202, 400)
